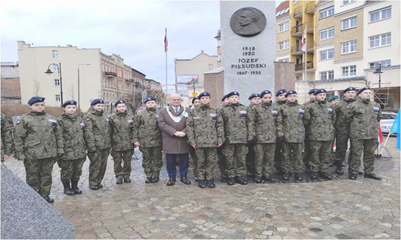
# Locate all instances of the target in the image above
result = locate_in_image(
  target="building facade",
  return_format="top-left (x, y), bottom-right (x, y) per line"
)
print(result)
top-left (1, 62), bottom-right (21, 104)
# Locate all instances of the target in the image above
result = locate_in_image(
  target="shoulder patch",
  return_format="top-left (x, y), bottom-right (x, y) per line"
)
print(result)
top-left (86, 118), bottom-right (91, 121)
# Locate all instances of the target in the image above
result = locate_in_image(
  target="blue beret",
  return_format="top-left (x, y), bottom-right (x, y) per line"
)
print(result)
top-left (343, 87), bottom-right (357, 93)
top-left (62, 100), bottom-right (77, 107)
top-left (276, 89), bottom-right (286, 96)
top-left (226, 91), bottom-right (240, 98)
top-left (314, 89), bottom-right (327, 95)
top-left (114, 100), bottom-right (126, 107)
top-left (144, 97), bottom-right (156, 103)
top-left (91, 99), bottom-right (104, 106)
top-left (221, 94), bottom-right (227, 102)
top-left (260, 90), bottom-right (272, 98)
top-left (248, 93), bottom-right (260, 100)
top-left (357, 87), bottom-right (370, 95)
top-left (28, 96), bottom-right (45, 105)
top-left (198, 92), bottom-right (211, 98)
top-left (328, 95), bottom-right (339, 102)
top-left (285, 90), bottom-right (297, 97)
top-left (308, 89), bottom-right (317, 94)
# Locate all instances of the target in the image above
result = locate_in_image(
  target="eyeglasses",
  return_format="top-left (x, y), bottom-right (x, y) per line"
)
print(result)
top-left (171, 99), bottom-right (181, 101)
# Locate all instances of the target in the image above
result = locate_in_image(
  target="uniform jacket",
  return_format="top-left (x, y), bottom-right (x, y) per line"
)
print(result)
top-left (187, 103), bottom-right (224, 148)
top-left (248, 101), bottom-right (277, 144)
top-left (220, 103), bottom-right (250, 144)
top-left (134, 108), bottom-right (162, 148)
top-left (304, 100), bottom-right (336, 141)
top-left (14, 111), bottom-right (64, 160)
top-left (83, 108), bottom-right (111, 152)
top-left (110, 111), bottom-right (135, 151)
top-left (57, 112), bottom-right (87, 160)
top-left (1, 113), bottom-right (13, 160)
top-left (158, 105), bottom-right (190, 154)
top-left (348, 98), bottom-right (381, 140)
top-left (276, 100), bottom-right (306, 143)
top-left (334, 98), bottom-right (356, 134)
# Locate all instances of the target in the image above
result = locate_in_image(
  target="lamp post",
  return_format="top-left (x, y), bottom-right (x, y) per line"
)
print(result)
top-left (373, 63), bottom-right (383, 104)
top-left (45, 63), bottom-right (63, 105)
top-left (78, 64), bottom-right (91, 108)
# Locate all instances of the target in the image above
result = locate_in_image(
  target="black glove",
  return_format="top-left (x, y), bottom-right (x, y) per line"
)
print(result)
top-left (276, 136), bottom-right (283, 143)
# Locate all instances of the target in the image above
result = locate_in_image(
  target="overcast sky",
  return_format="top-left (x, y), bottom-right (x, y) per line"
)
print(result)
top-left (1, 0), bottom-right (280, 89)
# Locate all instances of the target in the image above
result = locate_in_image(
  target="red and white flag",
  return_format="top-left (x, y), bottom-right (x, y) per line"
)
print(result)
top-left (164, 28), bottom-right (168, 52)
top-left (378, 122), bottom-right (384, 146)
top-left (301, 29), bottom-right (307, 52)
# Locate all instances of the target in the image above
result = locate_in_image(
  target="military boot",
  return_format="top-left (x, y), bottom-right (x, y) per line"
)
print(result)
top-left (263, 175), bottom-right (276, 183)
top-left (334, 161), bottom-right (344, 175)
top-left (235, 176), bottom-right (248, 185)
top-left (364, 173), bottom-right (382, 180)
top-left (310, 171), bottom-right (318, 180)
top-left (116, 178), bottom-right (123, 184)
top-left (145, 177), bottom-right (152, 183)
top-left (320, 172), bottom-right (332, 180)
top-left (282, 173), bottom-right (289, 181)
top-left (207, 179), bottom-right (216, 188)
top-left (254, 176), bottom-right (262, 183)
top-left (43, 196), bottom-right (54, 203)
top-left (62, 181), bottom-right (75, 195)
top-left (349, 173), bottom-right (357, 180)
top-left (71, 181), bottom-right (82, 194)
top-left (89, 185), bottom-right (99, 190)
top-left (294, 173), bottom-right (303, 181)
top-left (227, 177), bottom-right (235, 185)
top-left (151, 176), bottom-right (159, 183)
top-left (124, 177), bottom-right (132, 183)
top-left (198, 180), bottom-right (206, 188)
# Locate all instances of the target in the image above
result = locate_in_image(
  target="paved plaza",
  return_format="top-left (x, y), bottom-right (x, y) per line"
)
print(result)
top-left (3, 138), bottom-right (400, 239)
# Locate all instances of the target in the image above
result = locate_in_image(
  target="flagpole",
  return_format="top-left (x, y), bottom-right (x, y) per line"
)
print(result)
top-left (165, 28), bottom-right (168, 106)
top-left (304, 24), bottom-right (308, 102)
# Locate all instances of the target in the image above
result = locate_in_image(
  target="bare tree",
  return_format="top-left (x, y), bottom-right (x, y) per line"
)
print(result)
top-left (67, 84), bottom-right (75, 100)
top-left (32, 78), bottom-right (41, 96)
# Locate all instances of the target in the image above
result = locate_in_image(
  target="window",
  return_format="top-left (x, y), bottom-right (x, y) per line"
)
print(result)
top-left (320, 27), bottom-right (334, 40)
top-left (55, 94), bottom-right (61, 101)
top-left (278, 22), bottom-right (289, 32)
top-left (342, 65), bottom-right (356, 77)
top-left (341, 40), bottom-right (357, 54)
top-left (278, 40), bottom-right (289, 50)
top-left (54, 79), bottom-right (60, 87)
top-left (53, 64), bottom-right (59, 72)
top-left (369, 33), bottom-right (391, 48)
top-left (320, 6), bottom-right (334, 19)
top-left (118, 69), bottom-right (122, 77)
top-left (52, 50), bottom-right (58, 58)
top-left (102, 64), bottom-right (104, 72)
top-left (369, 60), bottom-right (391, 69)
top-left (370, 6), bottom-right (391, 23)
top-left (208, 64), bottom-right (213, 70)
top-left (321, 71), bottom-right (334, 80)
top-left (343, 0), bottom-right (356, 6)
top-left (320, 49), bottom-right (334, 60)
top-left (341, 16), bottom-right (357, 30)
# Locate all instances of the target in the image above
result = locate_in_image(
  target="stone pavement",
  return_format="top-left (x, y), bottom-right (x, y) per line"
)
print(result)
top-left (3, 138), bottom-right (400, 239)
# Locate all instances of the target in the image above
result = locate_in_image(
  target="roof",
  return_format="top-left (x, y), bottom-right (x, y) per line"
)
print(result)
top-left (131, 68), bottom-right (146, 76)
top-left (204, 66), bottom-right (224, 74)
top-left (175, 51), bottom-right (218, 61)
top-left (276, 0), bottom-right (289, 18)
top-left (295, 76), bottom-right (366, 83)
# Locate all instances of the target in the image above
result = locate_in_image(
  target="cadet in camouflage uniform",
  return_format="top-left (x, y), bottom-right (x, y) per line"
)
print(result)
top-left (220, 91), bottom-right (250, 185)
top-left (245, 93), bottom-right (260, 179)
top-left (14, 97), bottom-right (64, 203)
top-left (272, 89), bottom-right (287, 175)
top-left (276, 90), bottom-right (306, 181)
top-left (84, 99), bottom-right (111, 190)
top-left (134, 97), bottom-right (162, 183)
top-left (190, 96), bottom-right (200, 181)
top-left (217, 94), bottom-right (230, 181)
top-left (187, 92), bottom-right (224, 188)
top-left (248, 90), bottom-right (277, 183)
top-left (303, 89), bottom-right (317, 172)
top-left (328, 95), bottom-right (339, 106)
top-left (57, 100), bottom-right (87, 195)
top-left (110, 100), bottom-right (135, 184)
top-left (304, 89), bottom-right (336, 180)
top-left (1, 113), bottom-right (13, 162)
top-left (333, 87), bottom-right (357, 174)
top-left (347, 87), bottom-right (382, 180)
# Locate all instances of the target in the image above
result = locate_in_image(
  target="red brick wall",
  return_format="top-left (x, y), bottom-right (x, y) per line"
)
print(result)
top-left (1, 77), bottom-right (21, 98)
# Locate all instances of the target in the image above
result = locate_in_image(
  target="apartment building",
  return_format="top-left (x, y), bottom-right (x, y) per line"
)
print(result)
top-left (1, 62), bottom-right (21, 104)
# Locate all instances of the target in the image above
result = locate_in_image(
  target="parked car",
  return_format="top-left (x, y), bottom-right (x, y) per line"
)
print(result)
top-left (380, 112), bottom-right (397, 135)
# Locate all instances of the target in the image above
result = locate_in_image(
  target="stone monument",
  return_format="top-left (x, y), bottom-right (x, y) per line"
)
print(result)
top-left (220, 1), bottom-right (276, 105)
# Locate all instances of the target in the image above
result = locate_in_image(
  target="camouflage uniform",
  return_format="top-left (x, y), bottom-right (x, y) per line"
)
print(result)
top-left (110, 111), bottom-right (135, 178)
top-left (248, 102), bottom-right (277, 178)
top-left (216, 105), bottom-right (226, 177)
top-left (303, 99), bottom-right (316, 168)
top-left (57, 112), bottom-right (87, 182)
top-left (134, 107), bottom-right (162, 178)
top-left (347, 98), bottom-right (381, 174)
top-left (276, 101), bottom-right (306, 173)
top-left (304, 100), bottom-right (336, 173)
top-left (84, 108), bottom-right (111, 186)
top-left (14, 110), bottom-right (64, 197)
top-left (189, 107), bottom-right (199, 178)
top-left (1, 113), bottom-right (13, 162)
top-left (220, 103), bottom-right (250, 178)
top-left (334, 98), bottom-right (356, 167)
top-left (187, 103), bottom-right (224, 180)
top-left (245, 103), bottom-right (258, 176)
top-left (272, 100), bottom-right (285, 172)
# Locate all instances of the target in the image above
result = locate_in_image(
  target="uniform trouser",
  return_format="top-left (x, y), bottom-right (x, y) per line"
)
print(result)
top-left (87, 149), bottom-right (110, 186)
top-left (57, 158), bottom-right (86, 182)
top-left (349, 138), bottom-right (377, 175)
top-left (217, 145), bottom-right (226, 176)
top-left (196, 147), bottom-right (218, 180)
top-left (246, 145), bottom-right (255, 175)
top-left (189, 147), bottom-right (198, 176)
top-left (24, 158), bottom-right (56, 197)
top-left (335, 134), bottom-right (352, 164)
top-left (303, 136), bottom-right (311, 167)
top-left (310, 141), bottom-right (332, 173)
top-left (282, 142), bottom-right (304, 173)
top-left (254, 143), bottom-right (275, 177)
top-left (224, 143), bottom-right (248, 178)
top-left (140, 146), bottom-right (162, 178)
top-left (111, 149), bottom-right (134, 178)
top-left (274, 141), bottom-right (283, 170)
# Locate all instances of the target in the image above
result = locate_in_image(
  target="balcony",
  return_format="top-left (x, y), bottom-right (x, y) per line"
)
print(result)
top-left (295, 61), bottom-right (314, 72)
top-left (293, 6), bottom-right (302, 18)
top-left (291, 42), bottom-right (314, 55)
top-left (305, 2), bottom-right (315, 14)
top-left (105, 72), bottom-right (117, 78)
top-left (291, 21), bottom-right (314, 36)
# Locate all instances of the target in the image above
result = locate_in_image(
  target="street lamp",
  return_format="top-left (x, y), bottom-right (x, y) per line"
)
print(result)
top-left (373, 63), bottom-right (383, 104)
top-left (78, 64), bottom-right (91, 108)
top-left (45, 63), bottom-right (63, 105)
